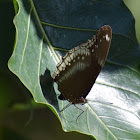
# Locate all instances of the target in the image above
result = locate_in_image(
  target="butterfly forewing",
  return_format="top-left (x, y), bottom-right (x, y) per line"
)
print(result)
top-left (53, 25), bottom-right (112, 104)
top-left (91, 25), bottom-right (112, 67)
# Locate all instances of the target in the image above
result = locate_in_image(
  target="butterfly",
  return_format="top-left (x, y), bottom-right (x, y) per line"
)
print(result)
top-left (53, 25), bottom-right (112, 105)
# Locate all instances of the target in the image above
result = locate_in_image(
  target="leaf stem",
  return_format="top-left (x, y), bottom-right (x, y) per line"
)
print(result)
top-left (29, 0), bottom-right (60, 62)
top-left (41, 21), bottom-right (97, 32)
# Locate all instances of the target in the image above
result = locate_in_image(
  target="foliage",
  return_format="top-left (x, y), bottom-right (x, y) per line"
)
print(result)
top-left (8, 0), bottom-right (140, 139)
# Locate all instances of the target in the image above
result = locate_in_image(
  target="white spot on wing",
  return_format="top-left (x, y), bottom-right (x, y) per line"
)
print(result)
top-left (95, 45), bottom-right (98, 48)
top-left (64, 59), bottom-right (69, 65)
top-left (70, 53), bottom-right (74, 60)
top-left (61, 62), bottom-right (66, 68)
top-left (58, 66), bottom-right (62, 71)
top-left (105, 34), bottom-right (110, 41)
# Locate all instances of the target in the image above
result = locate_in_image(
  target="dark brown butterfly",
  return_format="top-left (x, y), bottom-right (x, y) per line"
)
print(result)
top-left (53, 25), bottom-right (112, 105)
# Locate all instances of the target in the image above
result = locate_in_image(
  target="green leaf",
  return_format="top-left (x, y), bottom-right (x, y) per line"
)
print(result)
top-left (13, 0), bottom-right (19, 14)
top-left (8, 0), bottom-right (140, 139)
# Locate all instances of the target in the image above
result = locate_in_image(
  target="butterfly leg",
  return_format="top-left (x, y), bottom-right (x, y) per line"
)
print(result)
top-left (74, 104), bottom-right (85, 124)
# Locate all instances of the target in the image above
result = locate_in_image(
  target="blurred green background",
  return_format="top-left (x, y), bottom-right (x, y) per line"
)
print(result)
top-left (0, 0), bottom-right (140, 140)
